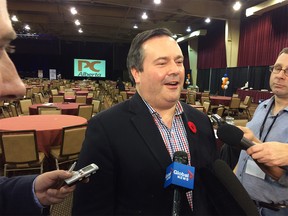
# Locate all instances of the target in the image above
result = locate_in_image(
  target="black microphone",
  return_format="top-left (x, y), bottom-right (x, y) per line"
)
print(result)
top-left (217, 123), bottom-right (288, 172)
top-left (172, 151), bottom-right (188, 216)
top-left (212, 159), bottom-right (259, 216)
top-left (198, 160), bottom-right (259, 215)
top-left (211, 114), bottom-right (226, 126)
top-left (217, 123), bottom-right (254, 150)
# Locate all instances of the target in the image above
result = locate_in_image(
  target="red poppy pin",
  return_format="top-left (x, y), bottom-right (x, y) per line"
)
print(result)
top-left (188, 121), bottom-right (197, 134)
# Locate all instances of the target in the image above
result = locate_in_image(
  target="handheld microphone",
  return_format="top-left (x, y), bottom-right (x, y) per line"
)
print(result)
top-left (216, 123), bottom-right (254, 150)
top-left (212, 159), bottom-right (259, 216)
top-left (211, 114), bottom-right (226, 126)
top-left (217, 124), bottom-right (288, 172)
top-left (164, 151), bottom-right (195, 216)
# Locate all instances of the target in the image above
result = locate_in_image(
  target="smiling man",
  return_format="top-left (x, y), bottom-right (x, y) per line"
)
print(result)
top-left (73, 28), bottom-right (219, 215)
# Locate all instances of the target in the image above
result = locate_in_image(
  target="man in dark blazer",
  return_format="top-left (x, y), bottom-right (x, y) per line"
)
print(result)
top-left (73, 28), bottom-right (218, 215)
top-left (73, 28), bottom-right (257, 215)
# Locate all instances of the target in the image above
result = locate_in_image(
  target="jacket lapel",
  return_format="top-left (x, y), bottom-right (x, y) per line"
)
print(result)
top-left (128, 93), bottom-right (171, 170)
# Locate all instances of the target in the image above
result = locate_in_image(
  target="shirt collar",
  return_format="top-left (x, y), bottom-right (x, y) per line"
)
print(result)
top-left (142, 99), bottom-right (184, 116)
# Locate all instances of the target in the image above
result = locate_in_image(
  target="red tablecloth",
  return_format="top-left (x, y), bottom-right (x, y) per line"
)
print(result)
top-left (29, 103), bottom-right (84, 115)
top-left (209, 96), bottom-right (231, 106)
top-left (49, 96), bottom-right (92, 104)
top-left (59, 91), bottom-right (89, 96)
top-left (0, 115), bottom-right (87, 155)
top-left (237, 89), bottom-right (273, 103)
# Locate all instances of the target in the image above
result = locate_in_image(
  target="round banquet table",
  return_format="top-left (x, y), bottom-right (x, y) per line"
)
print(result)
top-left (49, 96), bottom-right (92, 104)
top-left (59, 90), bottom-right (89, 96)
top-left (29, 102), bottom-right (84, 115)
top-left (0, 115), bottom-right (87, 155)
top-left (209, 96), bottom-right (231, 106)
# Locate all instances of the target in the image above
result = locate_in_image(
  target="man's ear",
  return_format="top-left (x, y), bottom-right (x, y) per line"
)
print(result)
top-left (131, 68), bottom-right (140, 84)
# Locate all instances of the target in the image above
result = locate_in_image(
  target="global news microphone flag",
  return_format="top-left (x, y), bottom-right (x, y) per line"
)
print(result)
top-left (164, 162), bottom-right (195, 190)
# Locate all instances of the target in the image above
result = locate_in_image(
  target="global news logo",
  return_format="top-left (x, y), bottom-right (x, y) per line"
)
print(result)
top-left (165, 168), bottom-right (194, 182)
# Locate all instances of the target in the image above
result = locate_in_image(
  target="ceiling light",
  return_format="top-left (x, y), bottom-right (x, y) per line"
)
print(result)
top-left (24, 24), bottom-right (30, 30)
top-left (246, 0), bottom-right (288, 17)
top-left (11, 15), bottom-right (18, 22)
top-left (133, 24), bottom-right (138, 29)
top-left (154, 0), bottom-right (161, 4)
top-left (233, 1), bottom-right (242, 11)
top-left (78, 28), bottom-right (83, 33)
top-left (141, 12), bottom-right (148, 20)
top-left (186, 26), bottom-right (191, 32)
top-left (70, 7), bottom-right (78, 15)
top-left (176, 29), bottom-right (207, 43)
top-left (205, 17), bottom-right (211, 23)
top-left (74, 19), bottom-right (81, 26)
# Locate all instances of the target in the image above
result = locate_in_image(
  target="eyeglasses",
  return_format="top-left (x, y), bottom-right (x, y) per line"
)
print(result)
top-left (269, 65), bottom-right (288, 77)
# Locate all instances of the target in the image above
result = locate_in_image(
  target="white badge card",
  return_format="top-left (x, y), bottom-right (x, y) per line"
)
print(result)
top-left (245, 159), bottom-right (265, 180)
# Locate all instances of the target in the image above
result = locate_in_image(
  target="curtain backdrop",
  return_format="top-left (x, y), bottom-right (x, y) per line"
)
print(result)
top-left (238, 5), bottom-right (288, 66)
top-left (197, 20), bottom-right (227, 69)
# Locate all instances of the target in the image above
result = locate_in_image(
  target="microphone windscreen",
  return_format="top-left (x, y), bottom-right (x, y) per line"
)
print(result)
top-left (217, 124), bottom-right (243, 147)
top-left (173, 151), bottom-right (188, 165)
top-left (213, 160), bottom-right (259, 216)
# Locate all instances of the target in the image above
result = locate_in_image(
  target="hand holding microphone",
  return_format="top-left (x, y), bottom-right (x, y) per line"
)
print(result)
top-left (217, 124), bottom-right (287, 175)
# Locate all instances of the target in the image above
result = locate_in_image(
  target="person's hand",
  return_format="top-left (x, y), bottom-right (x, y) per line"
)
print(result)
top-left (247, 142), bottom-right (288, 167)
top-left (238, 126), bottom-right (261, 143)
top-left (34, 170), bottom-right (76, 206)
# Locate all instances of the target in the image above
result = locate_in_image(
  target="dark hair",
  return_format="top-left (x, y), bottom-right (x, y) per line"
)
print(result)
top-left (126, 28), bottom-right (174, 82)
top-left (278, 47), bottom-right (288, 56)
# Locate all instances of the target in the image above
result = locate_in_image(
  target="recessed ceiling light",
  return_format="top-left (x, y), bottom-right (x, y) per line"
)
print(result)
top-left (186, 26), bottom-right (191, 32)
top-left (233, 1), bottom-right (242, 11)
top-left (205, 17), bottom-right (211, 23)
top-left (78, 28), bottom-right (83, 33)
top-left (133, 24), bottom-right (138, 29)
top-left (24, 24), bottom-right (30, 30)
top-left (11, 15), bottom-right (18, 22)
top-left (154, 0), bottom-right (161, 4)
top-left (70, 7), bottom-right (78, 15)
top-left (75, 19), bottom-right (81, 26)
top-left (142, 12), bottom-right (148, 20)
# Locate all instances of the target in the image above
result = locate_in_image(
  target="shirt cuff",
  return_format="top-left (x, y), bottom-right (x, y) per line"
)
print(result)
top-left (32, 177), bottom-right (45, 208)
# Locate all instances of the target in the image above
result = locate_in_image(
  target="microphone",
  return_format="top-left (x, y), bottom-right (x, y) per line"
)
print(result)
top-left (211, 114), bottom-right (226, 126)
top-left (164, 151), bottom-right (195, 216)
top-left (212, 159), bottom-right (259, 215)
top-left (217, 123), bottom-right (288, 172)
top-left (198, 160), bottom-right (258, 215)
top-left (216, 123), bottom-right (254, 150)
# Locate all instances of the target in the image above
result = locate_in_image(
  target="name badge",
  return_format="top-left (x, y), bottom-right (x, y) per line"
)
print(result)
top-left (245, 159), bottom-right (265, 179)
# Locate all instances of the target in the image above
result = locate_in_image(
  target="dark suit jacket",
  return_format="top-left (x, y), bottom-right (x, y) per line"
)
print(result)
top-left (73, 92), bottom-right (219, 215)
top-left (0, 175), bottom-right (42, 215)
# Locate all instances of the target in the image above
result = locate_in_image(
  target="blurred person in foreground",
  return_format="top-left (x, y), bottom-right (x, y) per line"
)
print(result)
top-left (72, 28), bottom-right (230, 215)
top-left (0, 1), bottom-right (76, 214)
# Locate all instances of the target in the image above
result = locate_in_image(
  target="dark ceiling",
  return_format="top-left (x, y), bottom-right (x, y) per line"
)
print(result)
top-left (7, 0), bottom-right (266, 43)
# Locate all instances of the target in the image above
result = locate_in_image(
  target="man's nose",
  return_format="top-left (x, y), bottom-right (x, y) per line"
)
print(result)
top-left (0, 52), bottom-right (26, 100)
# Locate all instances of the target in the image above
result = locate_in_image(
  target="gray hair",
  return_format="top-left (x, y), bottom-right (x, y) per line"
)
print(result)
top-left (126, 28), bottom-right (174, 83)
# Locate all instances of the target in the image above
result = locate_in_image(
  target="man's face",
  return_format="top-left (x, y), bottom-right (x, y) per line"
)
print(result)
top-left (0, 0), bottom-right (26, 100)
top-left (270, 53), bottom-right (288, 99)
top-left (131, 35), bottom-right (184, 110)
